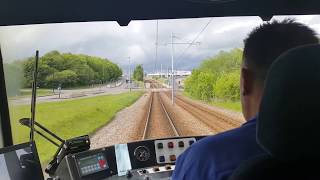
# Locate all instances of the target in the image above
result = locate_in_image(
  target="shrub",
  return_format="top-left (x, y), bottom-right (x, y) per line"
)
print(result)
top-left (214, 71), bottom-right (240, 101)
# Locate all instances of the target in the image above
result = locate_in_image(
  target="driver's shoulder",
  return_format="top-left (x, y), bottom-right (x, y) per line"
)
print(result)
top-left (173, 122), bottom-right (259, 179)
top-left (181, 121), bottom-right (258, 162)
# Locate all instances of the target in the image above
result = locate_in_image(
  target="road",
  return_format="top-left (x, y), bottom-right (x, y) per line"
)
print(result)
top-left (9, 81), bottom-right (141, 105)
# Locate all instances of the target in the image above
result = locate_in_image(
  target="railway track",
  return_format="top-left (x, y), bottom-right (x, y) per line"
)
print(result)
top-left (145, 79), bottom-right (165, 89)
top-left (142, 92), bottom-right (180, 140)
top-left (166, 92), bottom-right (242, 133)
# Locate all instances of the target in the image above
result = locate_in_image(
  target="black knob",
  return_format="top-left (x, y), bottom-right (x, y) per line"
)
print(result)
top-left (126, 170), bottom-right (133, 178)
top-left (142, 169), bottom-right (148, 174)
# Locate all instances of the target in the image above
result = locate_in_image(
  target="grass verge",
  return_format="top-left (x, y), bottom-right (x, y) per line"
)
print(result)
top-left (182, 92), bottom-right (241, 112)
top-left (9, 91), bottom-right (143, 164)
top-left (208, 101), bottom-right (241, 112)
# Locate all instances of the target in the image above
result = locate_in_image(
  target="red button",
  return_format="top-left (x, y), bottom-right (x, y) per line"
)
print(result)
top-left (170, 155), bottom-right (176, 161)
top-left (168, 142), bottom-right (174, 148)
top-left (99, 159), bottom-right (106, 168)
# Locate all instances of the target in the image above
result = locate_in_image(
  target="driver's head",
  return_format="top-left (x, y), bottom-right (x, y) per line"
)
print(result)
top-left (241, 19), bottom-right (318, 120)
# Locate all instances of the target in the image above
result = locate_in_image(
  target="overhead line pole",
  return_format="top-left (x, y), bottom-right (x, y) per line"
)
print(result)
top-left (155, 20), bottom-right (159, 74)
top-left (168, 33), bottom-right (199, 105)
top-left (128, 57), bottom-right (131, 92)
top-left (171, 32), bottom-right (174, 105)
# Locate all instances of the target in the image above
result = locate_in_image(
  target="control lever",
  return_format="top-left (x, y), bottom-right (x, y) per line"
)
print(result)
top-left (19, 118), bottom-right (90, 176)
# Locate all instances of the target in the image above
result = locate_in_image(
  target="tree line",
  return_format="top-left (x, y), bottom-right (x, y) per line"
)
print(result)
top-left (4, 51), bottom-right (122, 96)
top-left (184, 48), bottom-right (242, 101)
top-left (133, 64), bottom-right (144, 81)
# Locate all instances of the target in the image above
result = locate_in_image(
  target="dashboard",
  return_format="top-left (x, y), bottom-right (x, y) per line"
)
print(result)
top-left (53, 136), bottom-right (204, 180)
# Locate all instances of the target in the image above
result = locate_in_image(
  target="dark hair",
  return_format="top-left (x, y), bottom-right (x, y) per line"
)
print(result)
top-left (243, 19), bottom-right (319, 83)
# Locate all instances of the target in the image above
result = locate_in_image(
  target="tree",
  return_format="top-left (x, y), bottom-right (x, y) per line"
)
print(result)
top-left (19, 50), bottom-right (123, 88)
top-left (133, 64), bottom-right (144, 81)
top-left (213, 71), bottom-right (240, 101)
top-left (184, 48), bottom-right (242, 101)
top-left (46, 70), bottom-right (78, 87)
top-left (197, 72), bottom-right (215, 101)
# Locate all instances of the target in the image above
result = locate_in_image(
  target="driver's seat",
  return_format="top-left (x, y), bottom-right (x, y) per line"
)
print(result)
top-left (229, 44), bottom-right (320, 180)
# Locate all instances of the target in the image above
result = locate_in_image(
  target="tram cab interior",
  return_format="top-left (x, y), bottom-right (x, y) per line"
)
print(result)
top-left (1, 0), bottom-right (320, 180)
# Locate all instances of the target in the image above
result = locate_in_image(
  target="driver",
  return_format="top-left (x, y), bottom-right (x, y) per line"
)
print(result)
top-left (172, 19), bottom-right (319, 180)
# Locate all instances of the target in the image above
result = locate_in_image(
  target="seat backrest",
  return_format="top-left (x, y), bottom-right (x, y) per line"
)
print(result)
top-left (229, 44), bottom-right (320, 180)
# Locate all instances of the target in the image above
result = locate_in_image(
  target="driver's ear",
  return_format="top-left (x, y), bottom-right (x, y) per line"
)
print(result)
top-left (241, 68), bottom-right (254, 96)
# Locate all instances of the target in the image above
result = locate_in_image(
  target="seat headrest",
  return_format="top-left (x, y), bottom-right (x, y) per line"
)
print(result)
top-left (257, 44), bottom-right (320, 161)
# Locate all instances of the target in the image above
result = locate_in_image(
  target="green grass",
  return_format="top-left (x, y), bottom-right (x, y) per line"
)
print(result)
top-left (182, 92), bottom-right (241, 112)
top-left (208, 101), bottom-right (241, 112)
top-left (9, 91), bottom-right (143, 164)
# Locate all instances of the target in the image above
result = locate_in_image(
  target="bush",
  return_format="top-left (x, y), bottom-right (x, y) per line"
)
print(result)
top-left (214, 71), bottom-right (240, 101)
top-left (184, 48), bottom-right (242, 102)
top-left (196, 72), bottom-right (215, 101)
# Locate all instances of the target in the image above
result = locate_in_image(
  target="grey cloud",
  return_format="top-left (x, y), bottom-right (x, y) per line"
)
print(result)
top-left (1, 15), bottom-right (320, 73)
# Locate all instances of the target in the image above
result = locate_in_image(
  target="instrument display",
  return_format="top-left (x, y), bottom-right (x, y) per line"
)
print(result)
top-left (76, 153), bottom-right (108, 176)
top-left (134, 146), bottom-right (151, 162)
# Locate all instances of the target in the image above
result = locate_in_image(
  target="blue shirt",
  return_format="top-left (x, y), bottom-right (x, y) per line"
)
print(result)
top-left (172, 118), bottom-right (265, 180)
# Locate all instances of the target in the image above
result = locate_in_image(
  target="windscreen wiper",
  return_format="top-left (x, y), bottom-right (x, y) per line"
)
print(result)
top-left (20, 118), bottom-right (90, 176)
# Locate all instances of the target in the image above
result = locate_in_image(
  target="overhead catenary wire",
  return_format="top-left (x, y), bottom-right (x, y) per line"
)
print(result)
top-left (175, 18), bottom-right (213, 67)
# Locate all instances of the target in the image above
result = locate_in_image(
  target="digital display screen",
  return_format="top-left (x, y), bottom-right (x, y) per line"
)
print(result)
top-left (0, 143), bottom-right (44, 180)
top-left (77, 153), bottom-right (108, 176)
top-left (115, 144), bottom-right (132, 176)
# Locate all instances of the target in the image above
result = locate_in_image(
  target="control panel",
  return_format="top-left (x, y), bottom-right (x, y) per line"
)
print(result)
top-left (155, 138), bottom-right (196, 164)
top-left (76, 153), bottom-right (108, 176)
top-left (53, 136), bottom-right (205, 180)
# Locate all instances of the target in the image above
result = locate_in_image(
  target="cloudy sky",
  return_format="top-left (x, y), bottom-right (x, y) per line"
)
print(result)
top-left (1, 15), bottom-right (320, 73)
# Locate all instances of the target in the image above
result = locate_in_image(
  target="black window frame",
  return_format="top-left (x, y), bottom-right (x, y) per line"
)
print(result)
top-left (0, 47), bottom-right (13, 147)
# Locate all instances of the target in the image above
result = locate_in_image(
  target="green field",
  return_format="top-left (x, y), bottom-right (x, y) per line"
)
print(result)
top-left (9, 91), bottom-right (143, 164)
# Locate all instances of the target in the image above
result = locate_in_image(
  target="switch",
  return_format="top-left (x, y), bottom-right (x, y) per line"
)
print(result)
top-left (153, 166), bottom-right (160, 172)
top-left (178, 141), bottom-right (184, 148)
top-left (170, 155), bottom-right (176, 161)
top-left (189, 140), bottom-right (195, 145)
top-left (165, 165), bottom-right (172, 170)
top-left (142, 169), bottom-right (147, 174)
top-left (126, 170), bottom-right (133, 178)
top-left (159, 155), bottom-right (165, 162)
top-left (157, 143), bottom-right (163, 149)
top-left (168, 142), bottom-right (174, 148)
top-left (98, 159), bottom-right (106, 168)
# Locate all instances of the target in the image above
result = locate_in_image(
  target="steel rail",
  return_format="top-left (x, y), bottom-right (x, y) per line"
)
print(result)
top-left (158, 93), bottom-right (180, 137)
top-left (142, 92), bottom-right (154, 140)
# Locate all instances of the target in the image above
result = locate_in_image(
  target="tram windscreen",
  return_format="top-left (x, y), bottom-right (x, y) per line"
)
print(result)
top-left (2, 15), bottom-right (319, 165)
top-left (0, 142), bottom-right (44, 180)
